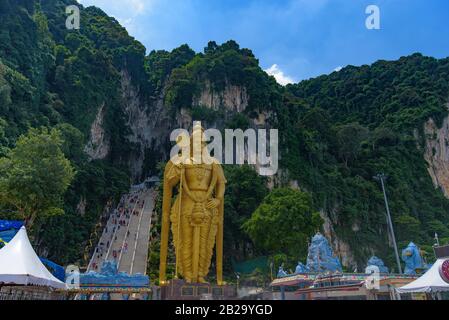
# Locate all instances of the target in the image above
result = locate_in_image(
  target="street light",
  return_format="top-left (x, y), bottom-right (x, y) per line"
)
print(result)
top-left (374, 173), bottom-right (403, 274)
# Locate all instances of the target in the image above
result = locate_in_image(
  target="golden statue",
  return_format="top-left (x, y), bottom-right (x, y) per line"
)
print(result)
top-left (159, 125), bottom-right (226, 285)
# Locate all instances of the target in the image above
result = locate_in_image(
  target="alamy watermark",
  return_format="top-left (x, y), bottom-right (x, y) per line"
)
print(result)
top-left (66, 5), bottom-right (80, 30)
top-left (365, 265), bottom-right (381, 290)
top-left (65, 264), bottom-right (80, 289)
top-left (366, 5), bottom-right (381, 30)
top-left (170, 122), bottom-right (279, 176)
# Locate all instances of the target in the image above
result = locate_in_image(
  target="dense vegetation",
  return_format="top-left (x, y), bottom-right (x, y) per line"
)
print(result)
top-left (0, 0), bottom-right (448, 273)
top-left (243, 188), bottom-right (323, 265)
top-left (280, 55), bottom-right (449, 267)
top-left (0, 0), bottom-right (134, 264)
top-left (157, 40), bottom-right (449, 268)
top-left (0, 128), bottom-right (75, 227)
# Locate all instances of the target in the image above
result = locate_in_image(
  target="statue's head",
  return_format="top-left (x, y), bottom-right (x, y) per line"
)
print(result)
top-left (191, 122), bottom-right (206, 149)
top-left (171, 122), bottom-right (207, 165)
top-left (189, 122), bottom-right (210, 163)
top-left (402, 242), bottom-right (426, 274)
top-left (403, 242), bottom-right (418, 258)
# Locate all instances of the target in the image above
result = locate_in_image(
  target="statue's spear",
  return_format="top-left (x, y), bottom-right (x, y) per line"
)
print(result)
top-left (175, 165), bottom-right (184, 279)
top-left (192, 205), bottom-right (202, 283)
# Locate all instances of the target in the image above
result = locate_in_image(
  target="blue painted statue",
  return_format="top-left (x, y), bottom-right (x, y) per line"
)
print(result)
top-left (277, 266), bottom-right (288, 278)
top-left (401, 242), bottom-right (427, 275)
top-left (78, 261), bottom-right (149, 287)
top-left (306, 233), bottom-right (343, 273)
top-left (366, 256), bottom-right (389, 274)
top-left (295, 262), bottom-right (310, 274)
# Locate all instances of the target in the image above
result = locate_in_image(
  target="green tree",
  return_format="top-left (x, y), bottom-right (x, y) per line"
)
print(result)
top-left (0, 118), bottom-right (9, 156)
top-left (336, 123), bottom-right (369, 167)
top-left (425, 220), bottom-right (449, 239)
top-left (243, 188), bottom-right (323, 263)
top-left (224, 165), bottom-right (268, 260)
top-left (54, 123), bottom-right (85, 163)
top-left (395, 215), bottom-right (421, 241)
top-left (0, 127), bottom-right (75, 227)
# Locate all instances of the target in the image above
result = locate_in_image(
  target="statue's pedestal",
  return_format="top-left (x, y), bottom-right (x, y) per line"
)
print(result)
top-left (160, 279), bottom-right (237, 300)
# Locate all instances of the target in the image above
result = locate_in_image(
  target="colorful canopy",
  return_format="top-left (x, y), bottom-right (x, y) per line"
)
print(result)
top-left (0, 227), bottom-right (66, 289)
top-left (397, 259), bottom-right (449, 293)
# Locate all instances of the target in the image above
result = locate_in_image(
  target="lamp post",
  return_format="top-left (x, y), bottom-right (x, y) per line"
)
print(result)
top-left (374, 173), bottom-right (403, 274)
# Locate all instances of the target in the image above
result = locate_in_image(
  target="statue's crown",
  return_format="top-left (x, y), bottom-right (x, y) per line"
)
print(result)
top-left (192, 122), bottom-right (205, 134)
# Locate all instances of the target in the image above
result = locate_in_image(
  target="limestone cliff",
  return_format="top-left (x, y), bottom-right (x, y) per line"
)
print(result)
top-left (119, 72), bottom-right (257, 181)
top-left (193, 80), bottom-right (249, 113)
top-left (120, 70), bottom-right (174, 180)
top-left (84, 104), bottom-right (110, 160)
top-left (320, 210), bottom-right (357, 268)
top-left (424, 109), bottom-right (449, 198)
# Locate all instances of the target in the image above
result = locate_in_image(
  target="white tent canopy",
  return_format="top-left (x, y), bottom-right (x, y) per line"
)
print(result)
top-left (0, 227), bottom-right (66, 289)
top-left (397, 259), bottom-right (449, 293)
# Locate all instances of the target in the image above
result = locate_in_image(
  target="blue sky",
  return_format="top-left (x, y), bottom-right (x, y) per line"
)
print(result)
top-left (76, 0), bottom-right (449, 84)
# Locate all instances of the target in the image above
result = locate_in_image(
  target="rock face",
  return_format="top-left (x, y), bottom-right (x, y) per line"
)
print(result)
top-left (121, 70), bottom-right (158, 180)
top-left (85, 104), bottom-right (110, 160)
top-left (193, 80), bottom-right (249, 113)
top-left (120, 70), bottom-right (193, 181)
top-left (118, 72), bottom-right (256, 181)
top-left (319, 210), bottom-right (357, 268)
top-left (424, 112), bottom-right (449, 198)
top-left (76, 197), bottom-right (87, 216)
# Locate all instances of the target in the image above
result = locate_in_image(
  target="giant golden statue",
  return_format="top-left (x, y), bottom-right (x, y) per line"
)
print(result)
top-left (159, 125), bottom-right (226, 285)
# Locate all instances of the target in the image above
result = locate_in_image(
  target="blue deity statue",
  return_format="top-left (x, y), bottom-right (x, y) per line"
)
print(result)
top-left (401, 242), bottom-right (427, 275)
top-left (295, 262), bottom-right (310, 274)
top-left (277, 266), bottom-right (288, 277)
top-left (306, 233), bottom-right (343, 273)
top-left (78, 261), bottom-right (149, 287)
top-left (366, 256), bottom-right (389, 274)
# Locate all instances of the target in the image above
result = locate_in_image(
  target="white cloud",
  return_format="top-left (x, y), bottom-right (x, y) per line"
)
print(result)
top-left (265, 64), bottom-right (295, 86)
top-left (334, 66), bottom-right (343, 72)
top-left (117, 17), bottom-right (136, 33)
